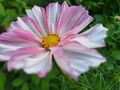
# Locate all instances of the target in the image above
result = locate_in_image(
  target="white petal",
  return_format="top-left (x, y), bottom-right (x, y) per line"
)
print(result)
top-left (23, 51), bottom-right (52, 75)
top-left (26, 6), bottom-right (48, 35)
top-left (24, 51), bottom-right (49, 68)
top-left (46, 2), bottom-right (61, 34)
top-left (80, 24), bottom-right (108, 47)
top-left (71, 36), bottom-right (104, 48)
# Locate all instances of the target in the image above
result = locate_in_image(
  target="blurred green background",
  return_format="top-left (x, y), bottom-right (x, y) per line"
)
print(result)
top-left (0, 0), bottom-right (120, 90)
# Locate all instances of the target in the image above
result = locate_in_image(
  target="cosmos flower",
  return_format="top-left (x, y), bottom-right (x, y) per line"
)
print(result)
top-left (0, 1), bottom-right (108, 80)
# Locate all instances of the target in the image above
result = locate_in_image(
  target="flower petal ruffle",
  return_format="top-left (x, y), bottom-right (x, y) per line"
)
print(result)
top-left (0, 30), bottom-right (40, 60)
top-left (58, 3), bottom-right (93, 36)
top-left (80, 24), bottom-right (108, 48)
top-left (51, 42), bottom-right (105, 80)
top-left (26, 6), bottom-right (49, 36)
top-left (24, 51), bottom-right (52, 78)
top-left (9, 1), bottom-right (93, 37)
top-left (62, 24), bottom-right (108, 48)
top-left (8, 46), bottom-right (52, 78)
top-left (46, 2), bottom-right (61, 34)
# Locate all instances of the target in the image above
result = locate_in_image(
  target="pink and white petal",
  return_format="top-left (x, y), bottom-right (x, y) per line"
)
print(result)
top-left (62, 42), bottom-right (105, 79)
top-left (46, 2), bottom-right (61, 34)
top-left (70, 35), bottom-right (105, 48)
top-left (51, 42), bottom-right (106, 80)
top-left (0, 30), bottom-right (40, 61)
top-left (57, 3), bottom-right (93, 36)
top-left (50, 47), bottom-right (74, 77)
top-left (0, 44), bottom-right (23, 60)
top-left (18, 17), bottom-right (44, 38)
top-left (10, 17), bottom-right (43, 40)
top-left (7, 46), bottom-right (44, 71)
top-left (24, 51), bottom-right (49, 68)
top-left (80, 24), bottom-right (108, 47)
top-left (23, 51), bottom-right (52, 78)
top-left (0, 30), bottom-right (40, 46)
top-left (56, 1), bottom-right (69, 34)
top-left (62, 15), bottom-right (93, 36)
top-left (62, 24), bottom-right (108, 48)
top-left (0, 55), bottom-right (10, 60)
top-left (26, 6), bottom-right (48, 35)
top-left (63, 42), bottom-right (106, 66)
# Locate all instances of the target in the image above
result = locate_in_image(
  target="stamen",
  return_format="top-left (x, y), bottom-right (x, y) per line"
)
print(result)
top-left (42, 34), bottom-right (60, 48)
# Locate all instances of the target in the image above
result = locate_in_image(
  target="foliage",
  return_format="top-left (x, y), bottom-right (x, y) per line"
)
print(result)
top-left (0, 0), bottom-right (120, 90)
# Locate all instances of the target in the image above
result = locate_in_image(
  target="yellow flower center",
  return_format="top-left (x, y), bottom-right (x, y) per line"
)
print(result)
top-left (42, 34), bottom-right (60, 48)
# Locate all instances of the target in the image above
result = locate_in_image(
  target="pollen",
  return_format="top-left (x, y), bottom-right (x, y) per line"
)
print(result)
top-left (42, 34), bottom-right (60, 48)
